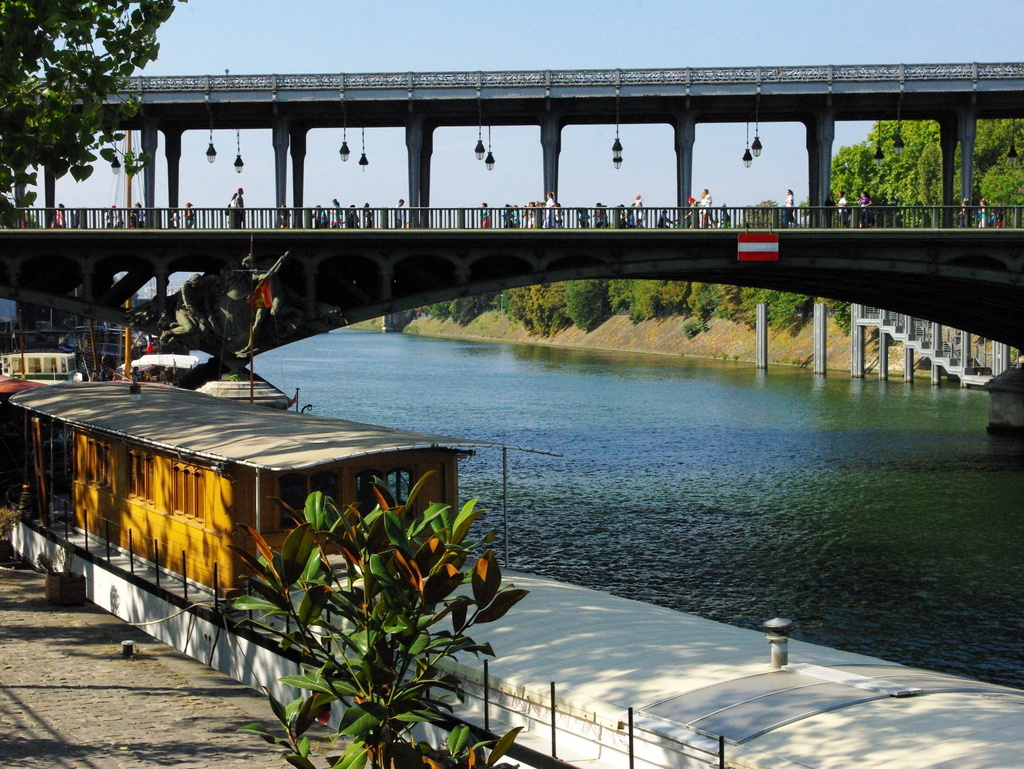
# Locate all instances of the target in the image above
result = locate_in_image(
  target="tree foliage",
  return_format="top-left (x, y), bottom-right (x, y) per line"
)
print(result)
top-left (0, 1), bottom-right (184, 223)
top-left (563, 280), bottom-right (609, 332)
top-left (233, 477), bottom-right (526, 769)
top-left (426, 293), bottom-right (500, 326)
top-left (829, 118), bottom-right (1024, 206)
top-left (506, 283), bottom-right (570, 335)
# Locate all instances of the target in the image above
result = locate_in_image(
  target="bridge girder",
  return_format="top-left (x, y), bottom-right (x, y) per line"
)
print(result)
top-left (1, 229), bottom-right (1023, 353)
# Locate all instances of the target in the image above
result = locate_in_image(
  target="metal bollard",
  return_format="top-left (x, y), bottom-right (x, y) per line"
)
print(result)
top-left (121, 640), bottom-right (135, 659)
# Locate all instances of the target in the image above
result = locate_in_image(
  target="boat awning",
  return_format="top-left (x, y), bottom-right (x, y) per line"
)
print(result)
top-left (10, 381), bottom-right (511, 471)
top-left (130, 354), bottom-right (201, 370)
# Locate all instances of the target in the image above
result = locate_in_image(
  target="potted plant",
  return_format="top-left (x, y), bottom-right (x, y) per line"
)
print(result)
top-left (0, 506), bottom-right (19, 563)
top-left (38, 544), bottom-right (87, 606)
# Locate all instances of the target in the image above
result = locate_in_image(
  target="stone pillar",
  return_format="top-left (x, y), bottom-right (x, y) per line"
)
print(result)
top-left (272, 117), bottom-right (291, 208)
top-left (985, 368), bottom-right (1024, 435)
top-left (674, 112), bottom-right (696, 207)
top-left (289, 126), bottom-right (307, 208)
top-left (163, 129), bottom-right (182, 208)
top-left (141, 119), bottom-right (159, 207)
top-left (904, 347), bottom-right (915, 383)
top-left (813, 302), bottom-right (827, 375)
top-left (756, 303), bottom-right (768, 369)
top-left (540, 113), bottom-right (561, 200)
top-left (878, 332), bottom-right (889, 380)
top-left (850, 304), bottom-right (864, 378)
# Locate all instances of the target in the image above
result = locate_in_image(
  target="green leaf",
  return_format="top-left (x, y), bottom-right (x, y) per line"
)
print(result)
top-left (338, 701), bottom-right (388, 737)
top-left (448, 724), bottom-right (471, 756)
top-left (281, 524), bottom-right (315, 586)
top-left (452, 499), bottom-right (482, 544)
top-left (487, 727), bottom-right (524, 766)
top-left (297, 584), bottom-right (333, 625)
top-left (330, 745), bottom-right (369, 769)
top-left (475, 588), bottom-right (529, 624)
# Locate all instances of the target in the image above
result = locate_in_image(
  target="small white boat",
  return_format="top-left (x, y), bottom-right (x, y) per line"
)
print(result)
top-left (0, 351), bottom-right (78, 383)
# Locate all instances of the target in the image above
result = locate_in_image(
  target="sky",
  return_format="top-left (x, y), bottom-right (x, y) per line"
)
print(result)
top-left (45, 0), bottom-right (1023, 211)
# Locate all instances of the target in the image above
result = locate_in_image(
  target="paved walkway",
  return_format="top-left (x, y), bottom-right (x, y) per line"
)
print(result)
top-left (0, 566), bottom-right (325, 768)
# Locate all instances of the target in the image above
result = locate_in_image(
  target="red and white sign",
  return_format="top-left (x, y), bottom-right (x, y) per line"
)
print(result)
top-left (737, 233), bottom-right (779, 261)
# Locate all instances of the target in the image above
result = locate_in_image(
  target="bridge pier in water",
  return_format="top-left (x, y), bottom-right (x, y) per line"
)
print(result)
top-left (813, 302), bottom-right (827, 376)
top-left (755, 303), bottom-right (768, 369)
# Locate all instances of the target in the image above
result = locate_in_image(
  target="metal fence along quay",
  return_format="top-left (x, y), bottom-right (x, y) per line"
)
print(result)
top-left (12, 204), bottom-right (1024, 231)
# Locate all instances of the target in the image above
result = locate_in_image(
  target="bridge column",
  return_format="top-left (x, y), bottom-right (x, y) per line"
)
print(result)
top-left (43, 167), bottom-right (56, 209)
top-left (850, 304), bottom-right (865, 378)
top-left (273, 117), bottom-right (291, 208)
top-left (985, 368), bottom-right (1024, 435)
top-left (938, 115), bottom-right (958, 214)
top-left (807, 108), bottom-right (835, 217)
top-left (289, 125), bottom-right (307, 209)
top-left (904, 347), bottom-right (915, 382)
top-left (540, 113), bottom-right (561, 199)
top-left (931, 321), bottom-right (943, 385)
top-left (406, 114), bottom-right (433, 208)
top-left (878, 332), bottom-right (889, 381)
top-left (993, 342), bottom-right (1010, 376)
top-left (163, 129), bottom-right (182, 209)
top-left (813, 302), bottom-right (827, 375)
top-left (755, 303), bottom-right (768, 369)
top-left (957, 107), bottom-right (977, 209)
top-left (674, 112), bottom-right (696, 207)
top-left (141, 119), bottom-right (159, 208)
top-left (960, 329), bottom-right (973, 382)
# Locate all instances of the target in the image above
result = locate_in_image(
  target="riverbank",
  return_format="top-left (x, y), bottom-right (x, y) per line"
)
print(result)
top-left (402, 311), bottom-right (859, 371)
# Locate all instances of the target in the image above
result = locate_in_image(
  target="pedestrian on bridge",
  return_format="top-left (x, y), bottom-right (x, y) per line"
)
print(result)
top-left (229, 187), bottom-right (244, 228)
top-left (395, 199), bottom-right (407, 228)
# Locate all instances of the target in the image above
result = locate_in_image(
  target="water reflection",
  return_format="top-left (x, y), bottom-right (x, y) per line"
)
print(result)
top-left (259, 329), bottom-right (1024, 688)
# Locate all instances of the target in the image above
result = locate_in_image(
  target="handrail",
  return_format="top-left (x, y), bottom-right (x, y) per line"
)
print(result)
top-left (10, 204), bottom-right (1024, 232)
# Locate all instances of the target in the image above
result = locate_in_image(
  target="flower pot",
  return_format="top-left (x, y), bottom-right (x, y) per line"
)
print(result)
top-left (45, 573), bottom-right (87, 606)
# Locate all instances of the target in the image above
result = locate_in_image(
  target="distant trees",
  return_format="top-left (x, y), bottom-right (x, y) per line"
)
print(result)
top-left (830, 118), bottom-right (1024, 206)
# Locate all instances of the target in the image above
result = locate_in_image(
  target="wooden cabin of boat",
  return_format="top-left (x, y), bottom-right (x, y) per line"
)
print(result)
top-left (11, 382), bottom-right (483, 592)
top-left (1, 351), bottom-right (78, 382)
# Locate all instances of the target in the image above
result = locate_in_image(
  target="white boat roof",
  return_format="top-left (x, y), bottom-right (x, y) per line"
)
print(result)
top-left (463, 570), bottom-right (1024, 769)
top-left (130, 354), bottom-right (201, 370)
top-left (10, 382), bottom-right (503, 471)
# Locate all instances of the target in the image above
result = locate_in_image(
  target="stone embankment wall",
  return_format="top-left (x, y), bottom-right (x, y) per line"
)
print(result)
top-left (399, 312), bottom-right (888, 373)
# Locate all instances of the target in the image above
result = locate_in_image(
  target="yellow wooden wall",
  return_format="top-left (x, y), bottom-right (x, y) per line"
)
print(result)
top-left (70, 428), bottom-right (464, 592)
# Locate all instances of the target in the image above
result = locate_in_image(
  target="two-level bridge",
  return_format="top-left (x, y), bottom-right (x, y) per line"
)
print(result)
top-left (4, 205), bottom-right (1024, 358)
top-left (31, 63), bottom-right (1024, 212)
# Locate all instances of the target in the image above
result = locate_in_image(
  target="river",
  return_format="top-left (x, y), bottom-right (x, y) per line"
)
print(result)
top-left (257, 329), bottom-right (1024, 689)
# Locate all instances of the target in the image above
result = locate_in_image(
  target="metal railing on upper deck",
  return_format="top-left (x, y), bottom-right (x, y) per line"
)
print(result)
top-left (10, 204), bottom-right (1024, 231)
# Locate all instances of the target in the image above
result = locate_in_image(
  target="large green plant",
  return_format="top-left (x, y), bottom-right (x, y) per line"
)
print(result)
top-left (233, 476), bottom-right (526, 769)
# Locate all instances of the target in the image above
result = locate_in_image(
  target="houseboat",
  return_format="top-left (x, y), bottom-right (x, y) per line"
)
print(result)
top-left (10, 381), bottom-right (492, 591)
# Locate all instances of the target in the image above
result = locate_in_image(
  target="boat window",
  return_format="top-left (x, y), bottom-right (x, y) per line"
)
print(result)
top-left (278, 474), bottom-right (307, 528)
top-left (171, 463), bottom-right (204, 523)
top-left (128, 450), bottom-right (154, 502)
top-left (86, 439), bottom-right (112, 488)
top-left (310, 472), bottom-right (338, 503)
top-left (355, 470), bottom-right (383, 512)
top-left (385, 469), bottom-right (413, 505)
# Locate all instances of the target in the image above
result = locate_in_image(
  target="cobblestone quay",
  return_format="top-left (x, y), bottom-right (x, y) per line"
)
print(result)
top-left (0, 567), bottom-right (312, 768)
